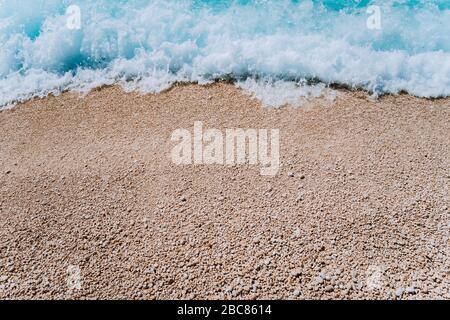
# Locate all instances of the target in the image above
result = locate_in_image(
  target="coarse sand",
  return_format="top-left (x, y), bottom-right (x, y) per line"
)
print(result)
top-left (0, 83), bottom-right (448, 299)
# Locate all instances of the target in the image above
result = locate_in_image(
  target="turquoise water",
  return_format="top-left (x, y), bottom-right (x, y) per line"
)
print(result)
top-left (0, 0), bottom-right (449, 106)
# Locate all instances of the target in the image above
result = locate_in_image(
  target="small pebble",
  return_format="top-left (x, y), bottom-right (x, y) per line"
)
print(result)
top-left (405, 287), bottom-right (416, 294)
top-left (315, 277), bottom-right (324, 285)
top-left (395, 288), bottom-right (404, 297)
top-left (290, 268), bottom-right (302, 277)
top-left (324, 285), bottom-right (334, 292)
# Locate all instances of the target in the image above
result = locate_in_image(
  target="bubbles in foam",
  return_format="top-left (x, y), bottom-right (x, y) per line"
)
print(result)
top-left (237, 79), bottom-right (333, 108)
top-left (0, 0), bottom-right (449, 108)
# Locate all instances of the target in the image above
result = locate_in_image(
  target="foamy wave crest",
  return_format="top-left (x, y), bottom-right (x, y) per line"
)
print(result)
top-left (0, 0), bottom-right (449, 107)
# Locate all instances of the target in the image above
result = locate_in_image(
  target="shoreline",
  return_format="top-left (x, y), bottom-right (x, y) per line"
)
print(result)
top-left (3, 80), bottom-right (450, 112)
top-left (0, 83), bottom-right (448, 299)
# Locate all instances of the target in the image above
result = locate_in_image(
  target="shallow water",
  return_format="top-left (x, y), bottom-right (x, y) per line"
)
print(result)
top-left (0, 0), bottom-right (449, 107)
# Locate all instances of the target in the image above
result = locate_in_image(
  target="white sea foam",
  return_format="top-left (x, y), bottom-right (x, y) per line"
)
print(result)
top-left (0, 0), bottom-right (449, 108)
top-left (237, 79), bottom-right (333, 107)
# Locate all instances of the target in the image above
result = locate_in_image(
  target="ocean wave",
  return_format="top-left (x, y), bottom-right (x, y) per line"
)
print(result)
top-left (0, 0), bottom-right (449, 107)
